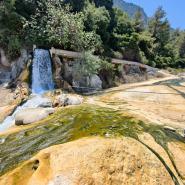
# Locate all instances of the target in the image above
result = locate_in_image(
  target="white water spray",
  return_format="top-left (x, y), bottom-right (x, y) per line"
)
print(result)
top-left (0, 49), bottom-right (54, 132)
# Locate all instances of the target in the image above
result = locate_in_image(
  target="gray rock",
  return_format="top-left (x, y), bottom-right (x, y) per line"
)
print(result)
top-left (89, 75), bottom-right (102, 90)
top-left (53, 94), bottom-right (83, 107)
top-left (24, 96), bottom-right (53, 108)
top-left (10, 49), bottom-right (28, 80)
top-left (15, 108), bottom-right (55, 125)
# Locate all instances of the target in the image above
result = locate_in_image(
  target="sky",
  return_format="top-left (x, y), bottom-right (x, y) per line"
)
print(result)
top-left (125, 0), bottom-right (185, 29)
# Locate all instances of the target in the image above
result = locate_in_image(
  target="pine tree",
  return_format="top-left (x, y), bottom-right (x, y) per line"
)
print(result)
top-left (133, 9), bottom-right (144, 33)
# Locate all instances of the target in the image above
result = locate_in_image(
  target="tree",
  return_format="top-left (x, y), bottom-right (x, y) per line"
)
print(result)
top-left (148, 7), bottom-right (170, 47)
top-left (26, 1), bottom-right (101, 51)
top-left (92, 0), bottom-right (113, 10)
top-left (64, 0), bottom-right (87, 12)
top-left (179, 35), bottom-right (185, 58)
top-left (148, 7), bottom-right (174, 68)
top-left (133, 9), bottom-right (145, 33)
top-left (83, 2), bottom-right (111, 47)
top-left (0, 0), bottom-right (24, 58)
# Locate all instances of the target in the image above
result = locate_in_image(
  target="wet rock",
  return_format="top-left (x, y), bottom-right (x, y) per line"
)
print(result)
top-left (164, 126), bottom-right (176, 132)
top-left (89, 74), bottom-right (102, 90)
top-left (0, 137), bottom-right (174, 185)
top-left (13, 82), bottom-right (30, 102)
top-left (15, 108), bottom-right (55, 125)
top-left (10, 49), bottom-right (29, 81)
top-left (53, 94), bottom-right (83, 107)
top-left (168, 142), bottom-right (185, 182)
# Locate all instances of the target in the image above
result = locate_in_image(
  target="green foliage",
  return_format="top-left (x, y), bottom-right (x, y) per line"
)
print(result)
top-left (148, 7), bottom-right (170, 46)
top-left (147, 7), bottom-right (178, 68)
top-left (0, 0), bottom-right (185, 69)
top-left (132, 10), bottom-right (145, 33)
top-left (26, 1), bottom-right (101, 51)
top-left (7, 36), bottom-right (21, 59)
top-left (76, 51), bottom-right (101, 76)
top-left (179, 35), bottom-right (185, 58)
top-left (83, 3), bottom-right (111, 45)
top-left (93, 0), bottom-right (113, 10)
top-left (99, 59), bottom-right (114, 71)
top-left (0, 0), bottom-right (24, 58)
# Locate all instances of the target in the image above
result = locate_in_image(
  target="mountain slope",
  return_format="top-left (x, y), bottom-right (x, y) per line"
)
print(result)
top-left (113, 0), bottom-right (148, 23)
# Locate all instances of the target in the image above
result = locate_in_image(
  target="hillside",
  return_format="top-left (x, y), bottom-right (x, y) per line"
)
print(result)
top-left (113, 0), bottom-right (148, 23)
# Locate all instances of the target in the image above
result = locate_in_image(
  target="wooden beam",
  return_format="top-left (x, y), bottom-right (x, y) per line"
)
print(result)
top-left (50, 48), bottom-right (82, 59)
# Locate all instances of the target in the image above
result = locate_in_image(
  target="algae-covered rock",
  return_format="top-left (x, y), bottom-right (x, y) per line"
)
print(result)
top-left (0, 137), bottom-right (174, 185)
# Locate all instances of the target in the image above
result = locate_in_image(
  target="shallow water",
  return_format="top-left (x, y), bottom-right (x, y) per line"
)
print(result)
top-left (0, 104), bottom-right (184, 176)
top-left (0, 95), bottom-right (51, 132)
top-left (154, 78), bottom-right (185, 86)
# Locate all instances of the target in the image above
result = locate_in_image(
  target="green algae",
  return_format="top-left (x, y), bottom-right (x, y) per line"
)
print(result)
top-left (0, 104), bottom-right (184, 178)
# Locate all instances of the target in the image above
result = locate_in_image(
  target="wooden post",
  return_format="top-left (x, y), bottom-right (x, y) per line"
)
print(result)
top-left (50, 47), bottom-right (55, 56)
top-left (33, 45), bottom-right (36, 51)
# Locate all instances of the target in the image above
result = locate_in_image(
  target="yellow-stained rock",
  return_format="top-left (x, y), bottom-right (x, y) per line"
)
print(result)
top-left (168, 142), bottom-right (185, 182)
top-left (0, 137), bottom-right (174, 185)
top-left (139, 133), bottom-right (183, 185)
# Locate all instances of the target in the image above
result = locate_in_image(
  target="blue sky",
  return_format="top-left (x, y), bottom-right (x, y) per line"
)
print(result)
top-left (125, 0), bottom-right (185, 29)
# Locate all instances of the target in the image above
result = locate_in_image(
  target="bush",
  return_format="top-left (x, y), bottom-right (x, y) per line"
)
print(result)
top-left (7, 36), bottom-right (21, 59)
top-left (174, 58), bottom-right (185, 68)
top-left (75, 51), bottom-right (101, 76)
top-left (26, 1), bottom-right (101, 51)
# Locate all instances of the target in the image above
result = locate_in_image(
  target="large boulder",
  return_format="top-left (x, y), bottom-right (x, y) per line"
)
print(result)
top-left (63, 60), bottom-right (102, 92)
top-left (72, 75), bottom-right (102, 93)
top-left (0, 137), bottom-right (174, 185)
top-left (89, 74), bottom-right (102, 90)
top-left (15, 108), bottom-right (55, 125)
top-left (53, 94), bottom-right (83, 107)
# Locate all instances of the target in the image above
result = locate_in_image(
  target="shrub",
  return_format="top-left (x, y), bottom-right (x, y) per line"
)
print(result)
top-left (75, 51), bottom-right (101, 76)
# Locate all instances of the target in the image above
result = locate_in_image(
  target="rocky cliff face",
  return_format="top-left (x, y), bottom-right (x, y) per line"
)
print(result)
top-left (113, 0), bottom-right (148, 23)
top-left (0, 48), bottom-right (29, 84)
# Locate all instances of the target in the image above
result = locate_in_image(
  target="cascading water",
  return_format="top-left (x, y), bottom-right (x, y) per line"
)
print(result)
top-left (32, 49), bottom-right (54, 94)
top-left (0, 49), bottom-right (54, 132)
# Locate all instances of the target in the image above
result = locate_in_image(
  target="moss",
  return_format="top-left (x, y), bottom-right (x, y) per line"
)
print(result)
top-left (0, 104), bottom-right (184, 176)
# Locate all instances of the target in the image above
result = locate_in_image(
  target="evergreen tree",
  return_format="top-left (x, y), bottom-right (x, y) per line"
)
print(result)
top-left (133, 9), bottom-right (144, 33)
top-left (148, 7), bottom-right (174, 68)
top-left (179, 34), bottom-right (185, 58)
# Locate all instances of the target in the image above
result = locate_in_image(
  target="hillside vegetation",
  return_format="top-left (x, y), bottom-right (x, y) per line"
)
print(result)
top-left (0, 0), bottom-right (185, 69)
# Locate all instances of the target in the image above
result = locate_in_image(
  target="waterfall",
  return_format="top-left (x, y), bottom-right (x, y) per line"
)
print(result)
top-left (0, 49), bottom-right (54, 132)
top-left (32, 49), bottom-right (54, 94)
